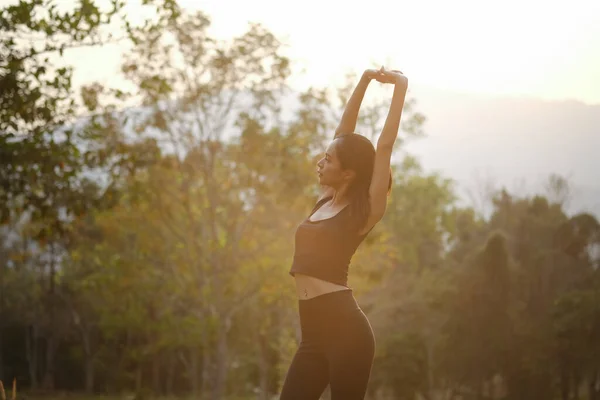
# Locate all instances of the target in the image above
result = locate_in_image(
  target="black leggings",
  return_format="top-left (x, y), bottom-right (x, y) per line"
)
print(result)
top-left (280, 289), bottom-right (376, 400)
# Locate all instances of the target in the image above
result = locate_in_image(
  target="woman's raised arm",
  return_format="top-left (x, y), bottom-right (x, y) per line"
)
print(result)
top-left (334, 68), bottom-right (386, 138)
top-left (361, 69), bottom-right (408, 234)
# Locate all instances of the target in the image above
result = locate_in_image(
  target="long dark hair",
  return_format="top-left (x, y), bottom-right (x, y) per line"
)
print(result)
top-left (334, 133), bottom-right (392, 232)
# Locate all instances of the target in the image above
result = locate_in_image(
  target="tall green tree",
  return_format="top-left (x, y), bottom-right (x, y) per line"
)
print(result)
top-left (441, 232), bottom-right (511, 399)
top-left (81, 3), bottom-right (339, 397)
top-left (0, 0), bottom-right (126, 388)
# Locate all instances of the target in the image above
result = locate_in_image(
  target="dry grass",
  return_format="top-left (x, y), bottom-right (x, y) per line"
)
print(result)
top-left (23, 397), bottom-right (264, 400)
top-left (16, 395), bottom-right (265, 400)
top-left (0, 379), bottom-right (16, 400)
top-left (0, 382), bottom-right (266, 400)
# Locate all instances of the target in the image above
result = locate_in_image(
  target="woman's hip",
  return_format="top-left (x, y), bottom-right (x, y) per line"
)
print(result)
top-left (297, 290), bottom-right (372, 340)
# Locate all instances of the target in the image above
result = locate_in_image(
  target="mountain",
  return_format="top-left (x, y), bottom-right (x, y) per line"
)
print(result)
top-left (403, 85), bottom-right (600, 217)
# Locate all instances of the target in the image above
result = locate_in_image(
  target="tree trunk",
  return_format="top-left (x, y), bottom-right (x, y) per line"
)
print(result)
top-left (152, 352), bottom-right (161, 395)
top-left (84, 355), bottom-right (94, 394)
top-left (178, 349), bottom-right (197, 397)
top-left (41, 333), bottom-right (56, 390)
top-left (26, 323), bottom-right (39, 389)
top-left (41, 244), bottom-right (57, 390)
top-left (77, 313), bottom-right (94, 394)
top-left (201, 336), bottom-right (210, 398)
top-left (425, 338), bottom-right (434, 400)
top-left (166, 352), bottom-right (175, 396)
top-left (560, 365), bottom-right (570, 400)
top-left (0, 258), bottom-right (4, 383)
top-left (192, 347), bottom-right (201, 398)
top-left (135, 364), bottom-right (143, 394)
top-left (476, 381), bottom-right (485, 400)
top-left (589, 369), bottom-right (599, 400)
top-left (572, 371), bottom-right (581, 400)
top-left (213, 318), bottom-right (230, 400)
top-left (0, 321), bottom-right (3, 383)
top-left (258, 332), bottom-right (269, 400)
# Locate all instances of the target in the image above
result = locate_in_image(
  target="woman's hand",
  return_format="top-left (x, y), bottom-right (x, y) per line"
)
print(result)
top-left (364, 67), bottom-right (406, 85)
top-left (363, 68), bottom-right (384, 81)
top-left (381, 68), bottom-right (408, 87)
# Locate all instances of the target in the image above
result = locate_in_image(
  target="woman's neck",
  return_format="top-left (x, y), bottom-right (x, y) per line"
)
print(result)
top-left (330, 184), bottom-right (351, 207)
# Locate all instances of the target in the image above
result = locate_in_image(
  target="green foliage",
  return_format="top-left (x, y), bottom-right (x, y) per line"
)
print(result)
top-left (375, 332), bottom-right (429, 399)
top-left (441, 233), bottom-right (511, 388)
top-left (0, 0), bottom-right (124, 225)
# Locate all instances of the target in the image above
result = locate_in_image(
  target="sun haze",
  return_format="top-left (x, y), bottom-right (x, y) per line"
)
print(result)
top-left (189, 0), bottom-right (600, 104)
top-left (22, 0), bottom-right (600, 104)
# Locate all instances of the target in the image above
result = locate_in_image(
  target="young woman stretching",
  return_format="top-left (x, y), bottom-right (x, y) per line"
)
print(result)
top-left (280, 67), bottom-right (408, 399)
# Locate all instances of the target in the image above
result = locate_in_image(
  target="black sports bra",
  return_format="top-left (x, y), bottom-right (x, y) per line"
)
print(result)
top-left (288, 197), bottom-right (370, 287)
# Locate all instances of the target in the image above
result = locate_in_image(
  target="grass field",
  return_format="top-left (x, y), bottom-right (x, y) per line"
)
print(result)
top-left (3, 393), bottom-right (271, 400)
top-left (6, 395), bottom-right (268, 400)
top-left (0, 382), bottom-right (278, 400)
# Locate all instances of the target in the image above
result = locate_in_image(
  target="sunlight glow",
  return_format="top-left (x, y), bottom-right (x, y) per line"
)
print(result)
top-left (53, 0), bottom-right (600, 104)
top-left (190, 0), bottom-right (600, 104)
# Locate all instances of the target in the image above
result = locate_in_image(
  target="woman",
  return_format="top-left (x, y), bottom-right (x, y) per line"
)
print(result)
top-left (280, 67), bottom-right (408, 400)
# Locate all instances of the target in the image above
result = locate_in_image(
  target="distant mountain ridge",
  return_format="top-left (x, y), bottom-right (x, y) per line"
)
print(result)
top-left (403, 85), bottom-right (600, 217)
top-left (76, 84), bottom-right (599, 217)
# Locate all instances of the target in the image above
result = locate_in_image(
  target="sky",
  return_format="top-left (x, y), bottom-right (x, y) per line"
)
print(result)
top-left (113, 0), bottom-right (600, 104)
top-left (26, 0), bottom-right (598, 105)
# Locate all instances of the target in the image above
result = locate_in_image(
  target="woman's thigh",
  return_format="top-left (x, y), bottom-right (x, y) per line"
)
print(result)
top-left (280, 340), bottom-right (329, 400)
top-left (327, 310), bottom-right (375, 400)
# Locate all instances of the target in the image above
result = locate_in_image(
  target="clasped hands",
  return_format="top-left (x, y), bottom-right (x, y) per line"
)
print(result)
top-left (364, 66), bottom-right (407, 86)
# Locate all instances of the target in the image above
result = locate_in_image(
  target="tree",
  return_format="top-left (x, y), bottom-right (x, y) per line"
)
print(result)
top-left (552, 213), bottom-right (600, 400)
top-left (0, 0), bottom-right (126, 225)
top-left (80, 3), bottom-right (340, 396)
top-left (0, 0), bottom-right (127, 388)
top-left (355, 156), bottom-right (457, 399)
top-left (441, 232), bottom-right (511, 399)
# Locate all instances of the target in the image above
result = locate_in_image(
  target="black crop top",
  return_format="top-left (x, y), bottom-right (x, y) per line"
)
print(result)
top-left (289, 196), bottom-right (370, 287)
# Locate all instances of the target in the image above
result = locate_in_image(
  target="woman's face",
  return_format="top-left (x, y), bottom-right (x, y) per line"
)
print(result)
top-left (316, 140), bottom-right (350, 188)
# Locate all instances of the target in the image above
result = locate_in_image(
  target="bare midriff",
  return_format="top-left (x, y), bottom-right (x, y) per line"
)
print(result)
top-left (294, 273), bottom-right (351, 300)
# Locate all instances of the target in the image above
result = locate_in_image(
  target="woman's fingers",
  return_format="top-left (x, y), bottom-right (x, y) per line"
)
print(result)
top-left (382, 69), bottom-right (403, 76)
top-left (368, 66), bottom-right (405, 84)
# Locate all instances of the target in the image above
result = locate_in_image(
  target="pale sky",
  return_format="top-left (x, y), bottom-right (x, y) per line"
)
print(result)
top-left (190, 0), bottom-right (600, 104)
top-left (73, 0), bottom-right (598, 105)
top-left (8, 0), bottom-right (598, 104)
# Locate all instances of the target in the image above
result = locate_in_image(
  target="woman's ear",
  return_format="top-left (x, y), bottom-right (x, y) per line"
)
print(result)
top-left (343, 169), bottom-right (356, 183)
